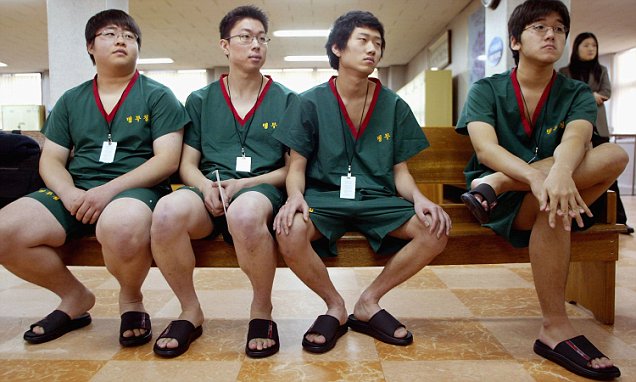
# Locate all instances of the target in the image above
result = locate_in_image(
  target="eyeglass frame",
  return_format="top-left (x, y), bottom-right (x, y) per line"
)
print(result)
top-left (523, 24), bottom-right (569, 36)
top-left (95, 29), bottom-right (139, 42)
top-left (224, 33), bottom-right (271, 45)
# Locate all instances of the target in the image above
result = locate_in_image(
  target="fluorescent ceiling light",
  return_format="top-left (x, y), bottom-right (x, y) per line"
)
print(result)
top-left (0, 62), bottom-right (7, 67)
top-left (273, 30), bottom-right (330, 37)
top-left (284, 55), bottom-right (329, 62)
top-left (137, 58), bottom-right (174, 64)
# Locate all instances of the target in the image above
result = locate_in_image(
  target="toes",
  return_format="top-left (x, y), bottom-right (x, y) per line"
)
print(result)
top-left (249, 338), bottom-right (276, 350)
top-left (394, 327), bottom-right (408, 339)
top-left (157, 338), bottom-right (179, 349)
top-left (32, 326), bottom-right (45, 335)
top-left (305, 333), bottom-right (326, 344)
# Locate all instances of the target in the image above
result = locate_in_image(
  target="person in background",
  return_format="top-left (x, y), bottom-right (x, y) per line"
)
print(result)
top-left (559, 32), bottom-right (632, 233)
top-left (457, 0), bottom-right (625, 380)
top-left (0, 9), bottom-right (187, 347)
top-left (151, 5), bottom-right (298, 358)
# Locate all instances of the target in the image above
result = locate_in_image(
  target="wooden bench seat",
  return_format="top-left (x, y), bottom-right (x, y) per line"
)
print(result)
top-left (22, 127), bottom-right (624, 325)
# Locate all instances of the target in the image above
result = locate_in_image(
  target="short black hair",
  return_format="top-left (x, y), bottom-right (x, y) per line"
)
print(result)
top-left (508, 0), bottom-right (570, 65)
top-left (219, 5), bottom-right (268, 39)
top-left (325, 10), bottom-right (385, 70)
top-left (85, 9), bottom-right (141, 65)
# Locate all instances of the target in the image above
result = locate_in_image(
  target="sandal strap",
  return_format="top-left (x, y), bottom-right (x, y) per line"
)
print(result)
top-left (305, 315), bottom-right (340, 339)
top-left (120, 311), bottom-right (151, 333)
top-left (555, 335), bottom-right (608, 367)
top-left (246, 319), bottom-right (278, 342)
top-left (30, 310), bottom-right (70, 332)
top-left (368, 309), bottom-right (405, 336)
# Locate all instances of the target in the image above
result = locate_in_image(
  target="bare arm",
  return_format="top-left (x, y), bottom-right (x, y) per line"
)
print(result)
top-left (39, 139), bottom-right (86, 216)
top-left (179, 144), bottom-right (224, 216)
top-left (75, 130), bottom-right (184, 224)
top-left (273, 150), bottom-right (308, 234)
top-left (394, 161), bottom-right (450, 238)
top-left (220, 153), bottom-right (290, 201)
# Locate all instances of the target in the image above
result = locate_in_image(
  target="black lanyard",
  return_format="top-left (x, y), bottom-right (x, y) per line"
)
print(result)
top-left (227, 74), bottom-right (264, 157)
top-left (334, 78), bottom-right (369, 176)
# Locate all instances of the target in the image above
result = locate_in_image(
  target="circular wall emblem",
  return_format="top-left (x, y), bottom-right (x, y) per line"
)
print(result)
top-left (487, 37), bottom-right (504, 66)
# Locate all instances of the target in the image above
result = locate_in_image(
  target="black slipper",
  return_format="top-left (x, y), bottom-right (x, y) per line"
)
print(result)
top-left (302, 315), bottom-right (348, 354)
top-left (347, 309), bottom-right (413, 346)
top-left (23, 310), bottom-right (91, 344)
top-left (460, 183), bottom-right (497, 224)
top-left (119, 311), bottom-right (152, 347)
top-left (153, 320), bottom-right (203, 358)
top-left (245, 319), bottom-right (280, 358)
top-left (534, 336), bottom-right (620, 380)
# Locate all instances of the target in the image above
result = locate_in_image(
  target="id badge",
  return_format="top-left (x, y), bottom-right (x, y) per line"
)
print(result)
top-left (340, 175), bottom-right (356, 199)
top-left (99, 141), bottom-right (117, 163)
top-left (236, 156), bottom-right (252, 172)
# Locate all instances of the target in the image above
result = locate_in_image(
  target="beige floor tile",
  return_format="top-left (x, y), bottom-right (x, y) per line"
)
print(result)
top-left (0, 359), bottom-right (105, 381)
top-left (237, 360), bottom-right (385, 382)
top-left (432, 266), bottom-right (533, 289)
top-left (382, 360), bottom-right (534, 382)
top-left (374, 318), bottom-right (512, 361)
top-left (91, 360), bottom-right (241, 382)
top-left (354, 267), bottom-right (447, 290)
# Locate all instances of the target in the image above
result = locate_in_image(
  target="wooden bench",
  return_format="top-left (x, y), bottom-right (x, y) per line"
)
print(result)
top-left (23, 128), bottom-right (624, 325)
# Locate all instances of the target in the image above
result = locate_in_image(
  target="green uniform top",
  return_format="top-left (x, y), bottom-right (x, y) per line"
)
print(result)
top-left (456, 69), bottom-right (596, 186)
top-left (184, 75), bottom-right (298, 180)
top-left (43, 71), bottom-right (189, 190)
top-left (273, 77), bottom-right (428, 198)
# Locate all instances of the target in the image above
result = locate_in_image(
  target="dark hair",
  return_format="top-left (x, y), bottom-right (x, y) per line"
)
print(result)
top-left (85, 9), bottom-right (141, 65)
top-left (325, 10), bottom-right (385, 70)
top-left (567, 32), bottom-right (602, 83)
top-left (219, 5), bottom-right (268, 39)
top-left (508, 0), bottom-right (570, 65)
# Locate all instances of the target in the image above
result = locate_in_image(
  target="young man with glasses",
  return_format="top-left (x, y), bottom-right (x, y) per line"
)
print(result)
top-left (151, 5), bottom-right (299, 358)
top-left (273, 10), bottom-right (451, 354)
top-left (457, 0), bottom-right (624, 379)
top-left (0, 9), bottom-right (188, 346)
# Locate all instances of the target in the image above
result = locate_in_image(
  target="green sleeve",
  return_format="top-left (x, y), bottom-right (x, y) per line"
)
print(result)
top-left (183, 91), bottom-right (203, 152)
top-left (42, 94), bottom-right (72, 149)
top-left (456, 79), bottom-right (496, 135)
top-left (394, 98), bottom-right (428, 164)
top-left (147, 86), bottom-right (189, 140)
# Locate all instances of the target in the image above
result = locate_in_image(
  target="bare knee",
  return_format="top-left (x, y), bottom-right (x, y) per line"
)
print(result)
top-left (276, 215), bottom-right (311, 260)
top-left (226, 203), bottom-right (269, 241)
top-left (597, 143), bottom-right (629, 181)
top-left (151, 198), bottom-right (189, 244)
top-left (97, 213), bottom-right (150, 260)
top-left (408, 219), bottom-right (448, 255)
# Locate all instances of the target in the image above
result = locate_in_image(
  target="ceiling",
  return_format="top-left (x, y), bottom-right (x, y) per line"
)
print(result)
top-left (1, 0), bottom-right (635, 74)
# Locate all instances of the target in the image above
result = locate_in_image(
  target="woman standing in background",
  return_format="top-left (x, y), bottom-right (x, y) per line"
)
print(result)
top-left (560, 32), bottom-right (632, 233)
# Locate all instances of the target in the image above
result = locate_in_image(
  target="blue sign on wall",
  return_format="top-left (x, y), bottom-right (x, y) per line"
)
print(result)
top-left (488, 36), bottom-right (504, 66)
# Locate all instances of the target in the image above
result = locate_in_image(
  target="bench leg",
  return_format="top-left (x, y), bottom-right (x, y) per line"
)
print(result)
top-left (565, 261), bottom-right (616, 325)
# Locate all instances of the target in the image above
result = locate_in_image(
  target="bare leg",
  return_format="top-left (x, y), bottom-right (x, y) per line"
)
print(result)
top-left (353, 215), bottom-right (448, 338)
top-left (96, 198), bottom-right (154, 340)
top-left (276, 214), bottom-right (346, 345)
top-left (150, 190), bottom-right (211, 349)
top-left (0, 198), bottom-right (95, 335)
top-left (478, 143), bottom-right (627, 369)
top-left (226, 192), bottom-right (277, 351)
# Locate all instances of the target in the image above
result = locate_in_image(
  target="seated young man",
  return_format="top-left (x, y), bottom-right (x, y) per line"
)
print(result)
top-left (0, 10), bottom-right (187, 346)
top-left (273, 10), bottom-right (450, 354)
top-left (151, 5), bottom-right (298, 358)
top-left (457, 0), bottom-right (625, 380)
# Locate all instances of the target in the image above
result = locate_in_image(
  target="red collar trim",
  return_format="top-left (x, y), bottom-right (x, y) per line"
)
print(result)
top-left (220, 74), bottom-right (273, 126)
top-left (511, 68), bottom-right (556, 137)
top-left (93, 70), bottom-right (139, 124)
top-left (329, 76), bottom-right (381, 140)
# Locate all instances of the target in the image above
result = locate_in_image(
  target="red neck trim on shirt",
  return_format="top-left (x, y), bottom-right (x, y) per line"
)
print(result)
top-left (220, 74), bottom-right (273, 126)
top-left (93, 70), bottom-right (140, 124)
top-left (511, 67), bottom-right (556, 137)
top-left (329, 76), bottom-right (381, 141)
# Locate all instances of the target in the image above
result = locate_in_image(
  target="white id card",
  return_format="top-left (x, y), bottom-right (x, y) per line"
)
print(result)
top-left (99, 141), bottom-right (117, 163)
top-left (236, 156), bottom-right (252, 172)
top-left (214, 170), bottom-right (227, 215)
top-left (340, 175), bottom-right (356, 199)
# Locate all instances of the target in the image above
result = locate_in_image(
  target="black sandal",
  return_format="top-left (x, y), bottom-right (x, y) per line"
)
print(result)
top-left (23, 310), bottom-right (91, 344)
top-left (245, 319), bottom-right (280, 358)
top-left (461, 183), bottom-right (497, 224)
top-left (119, 311), bottom-right (152, 347)
top-left (153, 320), bottom-right (203, 358)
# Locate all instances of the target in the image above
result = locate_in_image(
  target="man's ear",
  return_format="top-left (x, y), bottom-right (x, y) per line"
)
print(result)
top-left (87, 42), bottom-right (94, 55)
top-left (331, 44), bottom-right (341, 58)
top-left (510, 35), bottom-right (521, 52)
top-left (220, 39), bottom-right (230, 57)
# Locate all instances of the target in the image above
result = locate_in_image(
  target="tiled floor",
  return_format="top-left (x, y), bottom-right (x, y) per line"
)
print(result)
top-left (1, 199), bottom-right (636, 381)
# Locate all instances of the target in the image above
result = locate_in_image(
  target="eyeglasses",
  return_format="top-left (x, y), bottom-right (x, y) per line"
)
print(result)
top-left (225, 34), bottom-right (271, 45)
top-left (95, 30), bottom-right (138, 42)
top-left (524, 24), bottom-right (568, 35)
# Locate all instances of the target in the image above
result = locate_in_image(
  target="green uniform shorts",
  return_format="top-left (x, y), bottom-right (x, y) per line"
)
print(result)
top-left (181, 183), bottom-right (285, 244)
top-left (26, 187), bottom-right (166, 239)
top-left (305, 190), bottom-right (415, 257)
